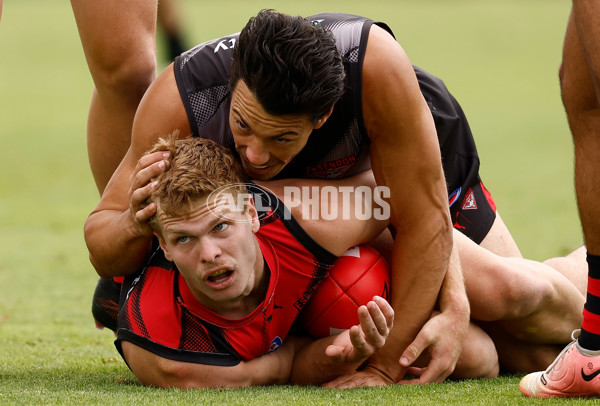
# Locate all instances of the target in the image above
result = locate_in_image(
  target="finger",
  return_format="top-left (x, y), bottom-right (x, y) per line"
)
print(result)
top-left (357, 306), bottom-right (385, 348)
top-left (399, 332), bottom-right (432, 368)
top-left (323, 372), bottom-right (384, 389)
top-left (135, 201), bottom-right (158, 224)
top-left (415, 361), bottom-right (453, 384)
top-left (349, 324), bottom-right (371, 355)
top-left (366, 298), bottom-right (389, 335)
top-left (372, 295), bottom-right (394, 329)
top-left (324, 343), bottom-right (343, 361)
top-left (397, 367), bottom-right (426, 385)
top-left (405, 366), bottom-right (426, 377)
top-left (397, 377), bottom-right (422, 385)
top-left (132, 159), bottom-right (168, 192)
top-left (130, 152), bottom-right (170, 192)
top-left (322, 374), bottom-right (354, 388)
top-left (131, 179), bottom-right (156, 206)
top-left (135, 150), bottom-right (170, 172)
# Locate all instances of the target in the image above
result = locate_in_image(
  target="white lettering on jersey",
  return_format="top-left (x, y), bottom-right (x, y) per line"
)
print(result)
top-left (214, 38), bottom-right (237, 53)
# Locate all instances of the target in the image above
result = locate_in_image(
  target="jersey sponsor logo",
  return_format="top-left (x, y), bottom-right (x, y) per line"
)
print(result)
top-left (268, 336), bottom-right (282, 352)
top-left (305, 156), bottom-right (356, 178)
top-left (310, 19), bottom-right (325, 25)
top-left (461, 189), bottom-right (477, 210)
top-left (448, 187), bottom-right (461, 207)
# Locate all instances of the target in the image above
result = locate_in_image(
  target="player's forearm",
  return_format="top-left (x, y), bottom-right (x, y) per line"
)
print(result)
top-left (289, 335), bottom-right (365, 386)
top-left (369, 222), bottom-right (452, 381)
top-left (122, 339), bottom-right (295, 389)
top-left (84, 209), bottom-right (153, 278)
top-left (438, 239), bottom-right (470, 319)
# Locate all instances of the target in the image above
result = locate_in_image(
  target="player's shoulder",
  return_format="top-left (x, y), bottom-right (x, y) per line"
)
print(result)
top-left (173, 32), bottom-right (238, 88)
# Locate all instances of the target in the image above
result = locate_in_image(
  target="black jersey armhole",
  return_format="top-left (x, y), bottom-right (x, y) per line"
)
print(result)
top-left (115, 329), bottom-right (241, 368)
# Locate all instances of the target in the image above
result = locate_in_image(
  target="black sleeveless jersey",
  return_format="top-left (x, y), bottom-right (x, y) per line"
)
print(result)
top-left (173, 12), bottom-right (480, 193)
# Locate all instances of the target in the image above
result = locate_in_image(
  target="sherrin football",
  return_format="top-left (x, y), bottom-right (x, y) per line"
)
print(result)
top-left (300, 245), bottom-right (391, 337)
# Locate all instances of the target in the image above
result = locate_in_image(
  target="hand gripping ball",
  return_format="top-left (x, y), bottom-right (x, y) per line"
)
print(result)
top-left (300, 245), bottom-right (390, 337)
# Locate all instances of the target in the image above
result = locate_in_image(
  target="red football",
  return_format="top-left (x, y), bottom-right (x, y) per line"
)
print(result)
top-left (300, 245), bottom-right (391, 337)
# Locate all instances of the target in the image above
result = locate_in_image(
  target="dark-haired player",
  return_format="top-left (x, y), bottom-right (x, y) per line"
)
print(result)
top-left (85, 10), bottom-right (581, 386)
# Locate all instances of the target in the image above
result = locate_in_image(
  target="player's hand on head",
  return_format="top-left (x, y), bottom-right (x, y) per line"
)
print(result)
top-left (324, 296), bottom-right (393, 364)
top-left (128, 150), bottom-right (170, 234)
top-left (397, 309), bottom-right (467, 384)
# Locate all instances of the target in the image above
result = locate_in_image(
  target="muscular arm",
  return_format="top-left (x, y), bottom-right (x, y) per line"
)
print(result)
top-left (361, 26), bottom-right (453, 382)
top-left (120, 339), bottom-right (296, 388)
top-left (121, 296), bottom-right (393, 388)
top-left (258, 170), bottom-right (389, 256)
top-left (84, 64), bottom-right (191, 278)
top-left (399, 241), bottom-right (470, 383)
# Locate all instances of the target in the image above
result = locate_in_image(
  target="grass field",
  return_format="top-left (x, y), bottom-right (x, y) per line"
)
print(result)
top-left (0, 0), bottom-right (594, 404)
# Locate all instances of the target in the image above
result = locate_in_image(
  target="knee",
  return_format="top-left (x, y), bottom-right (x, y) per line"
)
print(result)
top-left (485, 266), bottom-right (554, 321)
top-left (452, 326), bottom-right (499, 379)
top-left (90, 45), bottom-right (157, 100)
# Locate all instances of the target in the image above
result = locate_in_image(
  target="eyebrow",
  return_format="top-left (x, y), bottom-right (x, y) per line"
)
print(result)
top-left (163, 209), bottom-right (233, 236)
top-left (231, 107), bottom-right (301, 139)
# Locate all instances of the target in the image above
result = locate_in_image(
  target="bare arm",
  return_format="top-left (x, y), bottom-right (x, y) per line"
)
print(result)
top-left (84, 64), bottom-right (191, 278)
top-left (257, 170), bottom-right (390, 257)
top-left (120, 339), bottom-right (296, 388)
top-left (121, 297), bottom-right (393, 388)
top-left (398, 241), bottom-right (470, 383)
top-left (292, 296), bottom-right (394, 385)
top-left (359, 26), bottom-right (453, 383)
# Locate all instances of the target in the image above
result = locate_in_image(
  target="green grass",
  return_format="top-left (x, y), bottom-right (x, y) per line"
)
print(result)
top-left (0, 0), bottom-right (591, 404)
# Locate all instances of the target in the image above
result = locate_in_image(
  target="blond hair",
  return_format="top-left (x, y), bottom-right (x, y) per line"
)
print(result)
top-left (147, 134), bottom-right (248, 232)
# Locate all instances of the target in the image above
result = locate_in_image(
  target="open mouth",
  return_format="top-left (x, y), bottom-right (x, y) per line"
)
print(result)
top-left (246, 161), bottom-right (269, 170)
top-left (207, 268), bottom-right (233, 284)
top-left (247, 162), bottom-right (269, 170)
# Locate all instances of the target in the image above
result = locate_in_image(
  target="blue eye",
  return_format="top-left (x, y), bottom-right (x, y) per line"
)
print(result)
top-left (177, 236), bottom-right (190, 244)
top-left (214, 223), bottom-right (228, 232)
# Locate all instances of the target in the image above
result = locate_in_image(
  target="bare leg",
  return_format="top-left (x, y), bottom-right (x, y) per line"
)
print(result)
top-left (71, 0), bottom-right (158, 193)
top-left (450, 322), bottom-right (499, 379)
top-left (457, 231), bottom-right (585, 343)
top-left (562, 6), bottom-right (600, 350)
top-left (481, 322), bottom-right (562, 373)
top-left (479, 213), bottom-right (522, 258)
top-left (543, 246), bottom-right (588, 296)
top-left (518, 5), bottom-right (600, 398)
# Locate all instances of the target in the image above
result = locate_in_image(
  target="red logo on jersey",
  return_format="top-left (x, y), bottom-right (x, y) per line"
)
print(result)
top-left (461, 189), bottom-right (477, 210)
top-left (306, 156), bottom-right (357, 178)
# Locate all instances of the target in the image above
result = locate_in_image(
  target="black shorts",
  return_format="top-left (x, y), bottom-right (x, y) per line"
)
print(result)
top-left (449, 179), bottom-right (496, 244)
top-left (415, 66), bottom-right (495, 244)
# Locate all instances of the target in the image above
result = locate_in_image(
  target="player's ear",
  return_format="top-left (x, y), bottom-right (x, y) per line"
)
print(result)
top-left (246, 197), bottom-right (260, 233)
top-left (154, 232), bottom-right (173, 261)
top-left (313, 105), bottom-right (334, 130)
